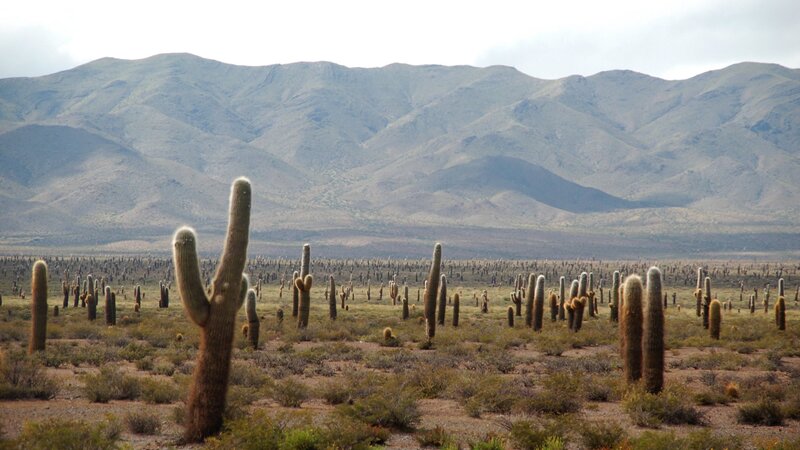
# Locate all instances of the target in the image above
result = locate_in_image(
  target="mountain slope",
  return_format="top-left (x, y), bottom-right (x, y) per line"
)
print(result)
top-left (0, 54), bottom-right (798, 257)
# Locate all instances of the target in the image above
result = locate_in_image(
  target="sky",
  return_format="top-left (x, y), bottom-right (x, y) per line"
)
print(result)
top-left (1, 0), bottom-right (798, 80)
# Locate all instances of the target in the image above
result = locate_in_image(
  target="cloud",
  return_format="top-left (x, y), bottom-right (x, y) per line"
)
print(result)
top-left (475, 0), bottom-right (800, 79)
top-left (0, 27), bottom-right (78, 79)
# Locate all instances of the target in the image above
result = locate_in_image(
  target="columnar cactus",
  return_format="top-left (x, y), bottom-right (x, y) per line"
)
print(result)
top-left (74, 275), bottom-right (81, 307)
top-left (507, 305), bottom-right (514, 327)
top-left (104, 286), bottom-right (114, 326)
top-left (329, 276), bottom-right (337, 320)
top-left (549, 292), bottom-right (558, 322)
top-left (296, 244), bottom-right (312, 329)
top-left (572, 296), bottom-right (586, 332)
top-left (291, 271), bottom-right (299, 318)
top-left (28, 260), bottom-right (47, 354)
top-left (709, 299), bottom-right (721, 339)
top-left (452, 293), bottom-right (460, 327)
top-left (776, 296), bottom-right (786, 331)
top-left (533, 275), bottom-right (545, 331)
top-left (62, 281), bottom-right (69, 308)
top-left (622, 275), bottom-right (643, 384)
top-left (110, 292), bottom-right (116, 325)
top-left (643, 267), bottom-right (664, 394)
top-left (610, 271), bottom-right (620, 322)
top-left (245, 289), bottom-right (259, 349)
top-left (424, 243), bottom-right (442, 342)
top-left (558, 276), bottom-right (566, 321)
top-left (173, 177), bottom-right (251, 442)
top-left (702, 277), bottom-right (711, 328)
top-left (437, 275), bottom-right (447, 326)
top-left (587, 272), bottom-right (596, 318)
top-left (524, 273), bottom-right (535, 327)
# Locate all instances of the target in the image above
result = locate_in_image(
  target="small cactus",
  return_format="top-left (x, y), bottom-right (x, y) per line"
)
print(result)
top-left (533, 275), bottom-right (545, 331)
top-left (610, 271), bottom-right (620, 322)
top-left (437, 275), bottom-right (447, 326)
top-left (709, 299), bottom-right (721, 339)
top-left (524, 273), bottom-right (535, 327)
top-left (296, 244), bottom-right (312, 329)
top-left (104, 286), bottom-right (114, 326)
top-left (29, 260), bottom-right (47, 353)
top-left (558, 276), bottom-right (566, 321)
top-left (549, 292), bottom-right (558, 322)
top-left (776, 296), bottom-right (786, 331)
top-left (329, 276), bottom-right (337, 321)
top-left (245, 289), bottom-right (259, 349)
top-left (507, 305), bottom-right (514, 327)
top-left (703, 277), bottom-right (711, 329)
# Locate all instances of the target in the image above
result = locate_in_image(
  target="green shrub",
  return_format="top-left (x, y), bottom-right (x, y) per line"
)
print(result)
top-left (515, 373), bottom-right (582, 415)
top-left (578, 422), bottom-right (626, 450)
top-left (272, 378), bottom-right (308, 407)
top-left (508, 420), bottom-right (565, 450)
top-left (82, 366), bottom-right (140, 403)
top-left (737, 400), bottom-right (784, 426)
top-left (0, 350), bottom-right (58, 400)
top-left (416, 426), bottom-right (455, 448)
top-left (623, 385), bottom-right (703, 427)
top-left (124, 411), bottom-right (161, 435)
top-left (338, 386), bottom-right (421, 430)
top-left (280, 428), bottom-right (322, 450)
top-left (318, 380), bottom-right (351, 405)
top-left (470, 436), bottom-right (505, 450)
top-left (12, 417), bottom-right (121, 450)
top-left (140, 378), bottom-right (180, 404)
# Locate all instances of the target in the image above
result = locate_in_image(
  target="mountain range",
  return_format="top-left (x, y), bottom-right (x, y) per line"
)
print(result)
top-left (0, 53), bottom-right (798, 258)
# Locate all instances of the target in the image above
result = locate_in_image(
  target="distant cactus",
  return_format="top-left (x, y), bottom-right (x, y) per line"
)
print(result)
top-left (452, 293), bottom-right (460, 327)
top-left (104, 286), bottom-right (114, 326)
top-left (533, 275), bottom-right (545, 331)
top-left (29, 260), bottom-right (47, 353)
top-left (296, 244), bottom-right (312, 329)
top-left (62, 281), bottom-right (69, 309)
top-left (778, 278), bottom-right (784, 297)
top-left (643, 267), bottom-right (664, 394)
top-left (610, 271), bottom-right (620, 322)
top-left (437, 275), bottom-right (447, 326)
top-left (424, 243), bottom-right (442, 342)
top-left (776, 296), bottom-right (786, 331)
top-left (507, 305), bottom-right (514, 327)
top-left (702, 277), bottom-right (711, 329)
top-left (245, 289), bottom-right (259, 349)
top-left (622, 275), bottom-right (643, 384)
top-left (709, 299), bottom-right (721, 339)
top-left (558, 276), bottom-right (566, 321)
top-left (173, 177), bottom-right (251, 442)
top-left (329, 276), bottom-right (337, 320)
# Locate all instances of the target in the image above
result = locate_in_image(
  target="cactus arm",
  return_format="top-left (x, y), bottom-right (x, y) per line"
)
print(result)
top-left (173, 227), bottom-right (211, 327)
top-left (212, 177), bottom-right (251, 304)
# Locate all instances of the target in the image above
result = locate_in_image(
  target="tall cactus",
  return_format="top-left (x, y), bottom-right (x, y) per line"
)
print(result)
top-left (173, 177), bottom-right (251, 442)
top-left (424, 243), bottom-right (441, 342)
top-left (329, 276), bottom-right (337, 320)
top-left (622, 275), bottom-right (643, 384)
top-left (709, 299), bottom-right (721, 339)
top-left (28, 260), bottom-right (47, 354)
top-left (452, 293), bottom-right (460, 327)
top-left (695, 268), bottom-right (703, 317)
top-left (437, 275), bottom-right (447, 326)
top-left (610, 271), bottom-right (620, 322)
top-left (524, 273), bottom-right (535, 327)
top-left (643, 267), bottom-right (664, 394)
top-left (245, 289), bottom-right (259, 349)
top-left (587, 272), bottom-right (596, 318)
top-left (62, 281), bottom-right (69, 309)
top-left (296, 244), bottom-right (312, 329)
top-left (533, 275), bottom-right (545, 331)
top-left (104, 286), bottom-right (114, 326)
top-left (702, 277), bottom-right (711, 328)
top-left (776, 296), bottom-right (786, 331)
top-left (507, 305), bottom-right (514, 327)
top-left (549, 292), bottom-right (558, 321)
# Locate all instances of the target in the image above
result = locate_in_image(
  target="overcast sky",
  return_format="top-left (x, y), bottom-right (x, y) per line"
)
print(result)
top-left (1, 0), bottom-right (798, 80)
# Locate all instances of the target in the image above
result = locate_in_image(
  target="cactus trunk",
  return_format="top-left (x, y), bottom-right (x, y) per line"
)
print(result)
top-left (424, 244), bottom-right (442, 341)
top-left (643, 267), bottom-right (664, 394)
top-left (622, 275), bottom-right (643, 384)
top-left (29, 260), bottom-right (47, 353)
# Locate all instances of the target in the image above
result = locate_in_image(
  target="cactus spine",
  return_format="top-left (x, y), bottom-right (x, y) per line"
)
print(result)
top-left (296, 244), bottom-right (312, 329)
top-left (610, 271), bottom-right (620, 322)
top-left (533, 275), bottom-right (545, 331)
top-left (622, 275), bottom-right (643, 384)
top-left (437, 275), bottom-right (447, 326)
top-left (173, 177), bottom-right (251, 442)
top-left (452, 293), bottom-right (460, 327)
top-left (29, 260), bottom-right (47, 354)
top-left (424, 243), bottom-right (442, 342)
top-left (709, 299), bottom-right (721, 339)
top-left (245, 289), bottom-right (259, 349)
top-left (643, 267), bottom-right (664, 394)
top-left (329, 276), bottom-right (337, 320)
